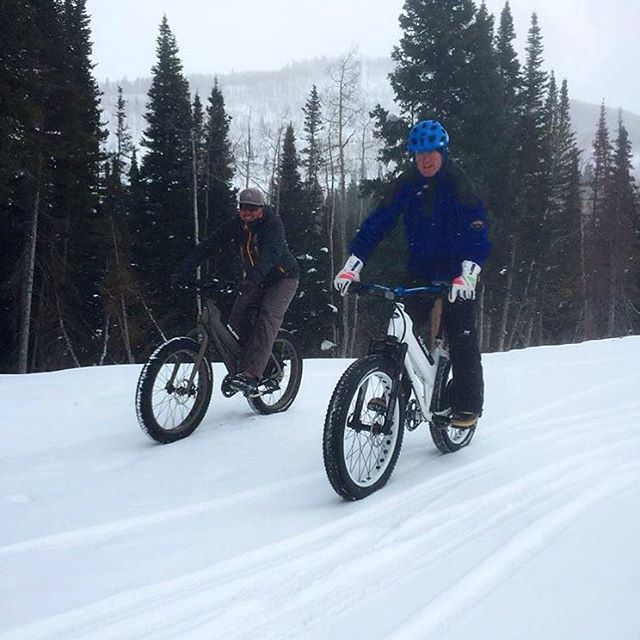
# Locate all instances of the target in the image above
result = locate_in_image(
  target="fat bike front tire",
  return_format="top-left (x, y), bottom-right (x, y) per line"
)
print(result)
top-left (136, 337), bottom-right (213, 444)
top-left (428, 358), bottom-right (475, 453)
top-left (323, 355), bottom-right (405, 501)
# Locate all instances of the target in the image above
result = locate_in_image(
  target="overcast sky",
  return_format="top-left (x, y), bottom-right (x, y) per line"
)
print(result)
top-left (86, 0), bottom-right (640, 113)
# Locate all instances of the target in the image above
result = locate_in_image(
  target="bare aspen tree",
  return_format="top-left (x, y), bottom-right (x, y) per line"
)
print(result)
top-left (348, 110), bottom-right (375, 355)
top-left (325, 48), bottom-right (362, 356)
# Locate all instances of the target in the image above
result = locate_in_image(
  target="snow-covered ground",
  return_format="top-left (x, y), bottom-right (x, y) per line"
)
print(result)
top-left (2, 337), bottom-right (640, 640)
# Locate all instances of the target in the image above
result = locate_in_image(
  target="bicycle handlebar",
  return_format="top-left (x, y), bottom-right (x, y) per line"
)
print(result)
top-left (350, 282), bottom-right (450, 300)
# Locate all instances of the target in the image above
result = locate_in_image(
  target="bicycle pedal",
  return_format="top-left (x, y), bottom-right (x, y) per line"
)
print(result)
top-left (431, 411), bottom-right (452, 429)
top-left (221, 375), bottom-right (239, 398)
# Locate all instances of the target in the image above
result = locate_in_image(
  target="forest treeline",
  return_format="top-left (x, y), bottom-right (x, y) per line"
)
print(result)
top-left (1, 0), bottom-right (638, 373)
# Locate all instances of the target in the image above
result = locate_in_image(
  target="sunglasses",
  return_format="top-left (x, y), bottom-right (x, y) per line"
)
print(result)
top-left (239, 204), bottom-right (261, 212)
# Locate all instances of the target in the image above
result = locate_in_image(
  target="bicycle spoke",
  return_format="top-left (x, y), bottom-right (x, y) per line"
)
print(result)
top-left (342, 368), bottom-right (398, 487)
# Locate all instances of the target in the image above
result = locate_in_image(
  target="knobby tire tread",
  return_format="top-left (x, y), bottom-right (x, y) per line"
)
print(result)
top-left (136, 337), bottom-right (213, 444)
top-left (247, 330), bottom-right (303, 415)
top-left (323, 355), bottom-right (405, 501)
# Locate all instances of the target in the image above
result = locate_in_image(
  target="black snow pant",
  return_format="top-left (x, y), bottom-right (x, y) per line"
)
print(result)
top-left (403, 292), bottom-right (484, 414)
top-left (228, 278), bottom-right (298, 380)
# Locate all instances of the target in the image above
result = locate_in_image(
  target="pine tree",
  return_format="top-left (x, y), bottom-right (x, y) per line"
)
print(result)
top-left (101, 88), bottom-right (141, 363)
top-left (486, 0), bottom-right (523, 351)
top-left (542, 72), bottom-right (559, 211)
top-left (495, 2), bottom-right (521, 110)
top-left (137, 16), bottom-right (194, 333)
top-left (541, 79), bottom-right (583, 343)
top-left (369, 0), bottom-right (480, 184)
top-left (276, 124), bottom-right (304, 330)
top-left (301, 85), bottom-right (324, 214)
top-left (7, 0), bottom-right (107, 370)
top-left (608, 115), bottom-right (638, 334)
top-left (585, 103), bottom-right (613, 338)
top-left (0, 0), bottom-right (40, 371)
top-left (277, 124), bottom-right (305, 249)
top-left (300, 86), bottom-right (336, 354)
top-left (391, 0), bottom-right (476, 130)
top-left (501, 12), bottom-right (548, 349)
top-left (191, 91), bottom-right (206, 215)
top-left (203, 79), bottom-right (237, 286)
top-left (52, 0), bottom-right (108, 365)
top-left (458, 3), bottom-right (503, 193)
top-left (493, 2), bottom-right (523, 213)
top-left (275, 124), bottom-right (328, 353)
top-left (519, 13), bottom-right (548, 225)
top-left (114, 86), bottom-right (134, 175)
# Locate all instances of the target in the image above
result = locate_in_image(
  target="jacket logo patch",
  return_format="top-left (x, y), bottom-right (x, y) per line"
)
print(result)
top-left (471, 219), bottom-right (485, 230)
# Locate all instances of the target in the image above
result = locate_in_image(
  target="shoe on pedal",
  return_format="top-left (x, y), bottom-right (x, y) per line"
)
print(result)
top-left (451, 410), bottom-right (479, 429)
top-left (229, 372), bottom-right (259, 396)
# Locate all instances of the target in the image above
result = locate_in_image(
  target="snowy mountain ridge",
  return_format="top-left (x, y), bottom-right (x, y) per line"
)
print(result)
top-left (100, 56), bottom-right (640, 175)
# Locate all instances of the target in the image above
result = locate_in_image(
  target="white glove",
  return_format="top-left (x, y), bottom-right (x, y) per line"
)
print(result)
top-left (449, 260), bottom-right (481, 303)
top-left (334, 255), bottom-right (364, 296)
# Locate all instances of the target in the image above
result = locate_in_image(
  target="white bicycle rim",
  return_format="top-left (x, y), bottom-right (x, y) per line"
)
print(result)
top-left (343, 370), bottom-right (400, 488)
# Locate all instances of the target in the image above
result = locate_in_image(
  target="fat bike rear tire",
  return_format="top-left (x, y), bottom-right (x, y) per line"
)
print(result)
top-left (428, 358), bottom-right (475, 453)
top-left (247, 330), bottom-right (303, 415)
top-left (323, 355), bottom-right (405, 501)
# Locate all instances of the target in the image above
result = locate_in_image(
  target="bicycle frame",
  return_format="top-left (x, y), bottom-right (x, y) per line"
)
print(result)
top-left (198, 300), bottom-right (242, 373)
top-left (168, 288), bottom-right (242, 396)
top-left (387, 301), bottom-right (448, 421)
top-left (179, 282), bottom-right (287, 396)
top-left (356, 283), bottom-right (449, 424)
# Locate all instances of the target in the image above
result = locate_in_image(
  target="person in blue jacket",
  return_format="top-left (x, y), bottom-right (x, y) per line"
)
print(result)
top-left (334, 119), bottom-right (491, 428)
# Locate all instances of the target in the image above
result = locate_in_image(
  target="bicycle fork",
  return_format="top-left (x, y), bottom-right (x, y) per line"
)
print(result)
top-left (166, 331), bottom-right (209, 397)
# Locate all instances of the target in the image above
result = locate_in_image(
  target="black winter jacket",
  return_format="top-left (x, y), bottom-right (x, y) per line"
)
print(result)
top-left (178, 207), bottom-right (299, 285)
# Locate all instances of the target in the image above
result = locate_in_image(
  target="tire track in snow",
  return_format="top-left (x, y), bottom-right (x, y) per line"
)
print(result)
top-left (383, 472), bottom-right (639, 640)
top-left (4, 434), bottom-right (638, 640)
top-left (0, 472), bottom-right (322, 558)
top-left (218, 443), bottom-right (640, 640)
top-left (2, 399), bottom-right (632, 558)
top-left (489, 370), bottom-right (640, 433)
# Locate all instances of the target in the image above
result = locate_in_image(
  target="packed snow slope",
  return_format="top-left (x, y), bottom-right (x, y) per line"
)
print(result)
top-left (2, 337), bottom-right (640, 640)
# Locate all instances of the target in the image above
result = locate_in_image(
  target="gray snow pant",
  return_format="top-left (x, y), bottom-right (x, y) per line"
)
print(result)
top-left (228, 278), bottom-right (298, 379)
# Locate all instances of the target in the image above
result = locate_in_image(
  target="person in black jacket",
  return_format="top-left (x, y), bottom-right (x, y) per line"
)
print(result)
top-left (173, 187), bottom-right (299, 395)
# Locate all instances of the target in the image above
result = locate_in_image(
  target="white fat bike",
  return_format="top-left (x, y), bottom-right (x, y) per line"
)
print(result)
top-left (323, 283), bottom-right (476, 500)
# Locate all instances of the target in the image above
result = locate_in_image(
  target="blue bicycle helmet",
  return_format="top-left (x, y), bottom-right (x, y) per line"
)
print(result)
top-left (407, 120), bottom-right (449, 153)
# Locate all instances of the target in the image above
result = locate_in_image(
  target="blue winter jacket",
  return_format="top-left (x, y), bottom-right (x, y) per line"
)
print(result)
top-left (350, 160), bottom-right (491, 281)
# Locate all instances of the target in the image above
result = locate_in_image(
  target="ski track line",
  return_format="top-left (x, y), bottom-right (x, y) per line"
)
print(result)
top-left (0, 472), bottom-right (322, 558)
top-left (208, 443), bottom-right (640, 640)
top-left (179, 444), bottom-right (640, 640)
top-left (65, 447), bottom-right (640, 639)
top-left (383, 470), bottom-right (640, 640)
top-left (397, 412), bottom-right (637, 513)
top-left (1, 400), bottom-right (629, 558)
top-left (4, 434), bottom-right (638, 640)
top-left (489, 370), bottom-right (640, 432)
